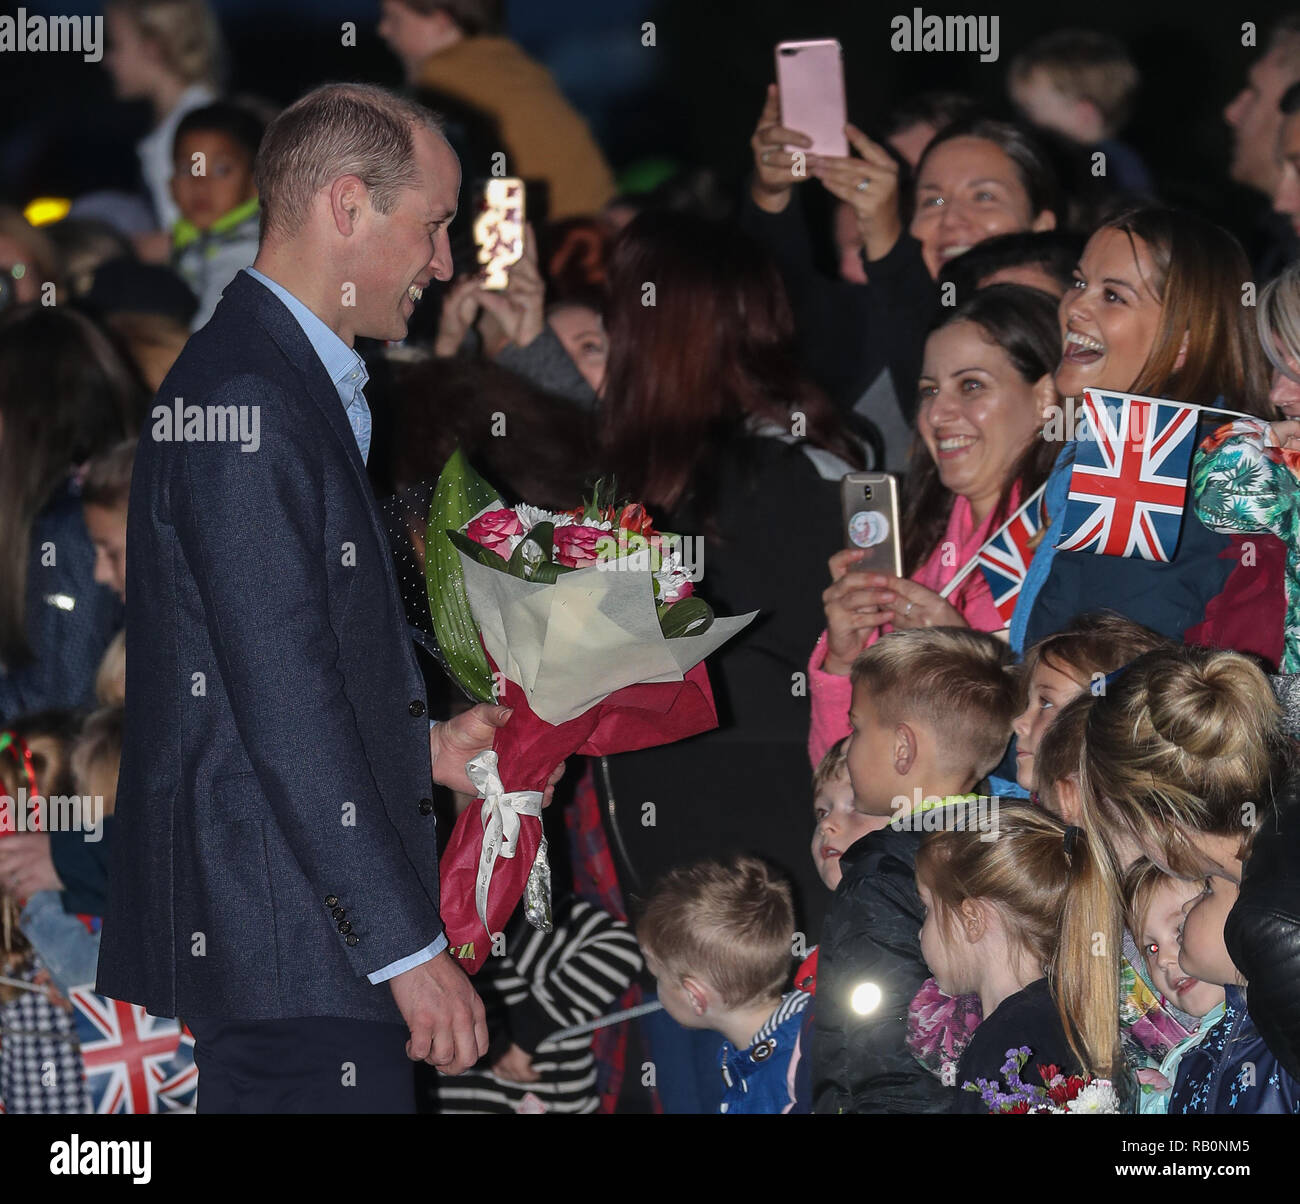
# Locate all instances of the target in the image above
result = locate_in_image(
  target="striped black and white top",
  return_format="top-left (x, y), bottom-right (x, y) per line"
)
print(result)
top-left (431, 897), bottom-right (642, 1114)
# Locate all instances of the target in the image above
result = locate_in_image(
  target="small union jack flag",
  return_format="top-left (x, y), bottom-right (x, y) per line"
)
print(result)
top-left (1054, 391), bottom-right (1198, 561)
top-left (70, 990), bottom-right (198, 1113)
top-left (977, 485), bottom-right (1048, 623)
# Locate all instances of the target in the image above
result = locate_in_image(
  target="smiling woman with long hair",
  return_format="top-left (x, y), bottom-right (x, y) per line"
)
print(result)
top-left (1020, 206), bottom-right (1282, 659)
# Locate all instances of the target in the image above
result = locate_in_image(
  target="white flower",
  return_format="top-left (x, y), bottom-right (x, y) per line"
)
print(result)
top-left (513, 503), bottom-right (572, 533)
top-left (1065, 1080), bottom-right (1120, 1113)
top-left (653, 539), bottom-right (692, 603)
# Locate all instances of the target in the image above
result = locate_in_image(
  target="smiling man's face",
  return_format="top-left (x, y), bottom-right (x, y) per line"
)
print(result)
top-left (344, 124), bottom-right (460, 343)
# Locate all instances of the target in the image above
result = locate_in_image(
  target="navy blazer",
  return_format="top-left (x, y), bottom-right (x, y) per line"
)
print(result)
top-left (97, 271), bottom-right (441, 1023)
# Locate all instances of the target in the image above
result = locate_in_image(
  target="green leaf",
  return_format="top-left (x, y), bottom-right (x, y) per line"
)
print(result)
top-left (507, 521), bottom-right (556, 580)
top-left (657, 595), bottom-right (714, 639)
top-left (529, 559), bottom-right (578, 584)
top-left (426, 449), bottom-right (502, 703)
top-left (447, 528), bottom-right (510, 572)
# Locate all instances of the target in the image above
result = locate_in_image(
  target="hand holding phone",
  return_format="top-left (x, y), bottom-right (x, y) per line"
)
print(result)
top-left (841, 472), bottom-right (902, 577)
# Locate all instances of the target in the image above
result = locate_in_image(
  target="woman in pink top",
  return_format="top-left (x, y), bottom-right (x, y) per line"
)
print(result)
top-left (810, 285), bottom-right (1062, 763)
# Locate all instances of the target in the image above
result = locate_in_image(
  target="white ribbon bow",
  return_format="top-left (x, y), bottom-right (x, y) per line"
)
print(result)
top-left (465, 750), bottom-right (544, 938)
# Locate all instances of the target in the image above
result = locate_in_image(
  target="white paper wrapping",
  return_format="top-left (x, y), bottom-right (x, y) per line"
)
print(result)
top-left (458, 549), bottom-right (757, 725)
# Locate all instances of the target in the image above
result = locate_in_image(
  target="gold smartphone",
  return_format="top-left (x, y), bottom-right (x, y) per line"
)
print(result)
top-left (841, 472), bottom-right (902, 576)
top-left (474, 177), bottom-right (525, 289)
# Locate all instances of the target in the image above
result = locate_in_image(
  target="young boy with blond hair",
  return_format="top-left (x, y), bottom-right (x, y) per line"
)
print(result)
top-left (638, 854), bottom-right (808, 1114)
top-left (811, 627), bottom-right (1018, 1114)
top-left (1009, 28), bottom-right (1152, 196)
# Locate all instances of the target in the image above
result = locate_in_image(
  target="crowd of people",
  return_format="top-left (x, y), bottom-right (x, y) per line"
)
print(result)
top-left (2, 0), bottom-right (1300, 1117)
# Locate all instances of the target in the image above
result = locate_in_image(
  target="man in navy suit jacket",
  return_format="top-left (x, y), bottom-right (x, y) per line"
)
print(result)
top-left (97, 83), bottom-right (539, 1113)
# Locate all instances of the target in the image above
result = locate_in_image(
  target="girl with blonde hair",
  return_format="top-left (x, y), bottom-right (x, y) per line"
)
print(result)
top-left (916, 804), bottom-right (1123, 1112)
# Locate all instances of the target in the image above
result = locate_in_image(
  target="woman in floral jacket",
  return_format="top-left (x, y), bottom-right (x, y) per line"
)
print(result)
top-left (1193, 263), bottom-right (1300, 673)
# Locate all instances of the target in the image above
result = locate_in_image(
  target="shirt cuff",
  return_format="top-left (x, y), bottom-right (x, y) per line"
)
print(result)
top-left (366, 933), bottom-right (448, 984)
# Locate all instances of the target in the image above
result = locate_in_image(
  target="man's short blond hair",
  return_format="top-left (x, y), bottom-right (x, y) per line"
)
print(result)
top-left (636, 855), bottom-right (793, 1009)
top-left (851, 628), bottom-right (1017, 779)
top-left (254, 83), bottom-right (446, 242)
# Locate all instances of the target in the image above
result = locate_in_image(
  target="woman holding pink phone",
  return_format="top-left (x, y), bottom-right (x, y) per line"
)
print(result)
top-left (744, 81), bottom-right (1060, 471)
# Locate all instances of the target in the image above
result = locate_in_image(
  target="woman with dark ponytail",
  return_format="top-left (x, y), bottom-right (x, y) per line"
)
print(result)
top-left (915, 804), bottom-right (1124, 1112)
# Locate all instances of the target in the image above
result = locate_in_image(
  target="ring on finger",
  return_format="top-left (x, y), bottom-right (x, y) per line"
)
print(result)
top-left (761, 150), bottom-right (771, 165)
top-left (855, 178), bottom-right (870, 192)
top-left (905, 600), bottom-right (914, 616)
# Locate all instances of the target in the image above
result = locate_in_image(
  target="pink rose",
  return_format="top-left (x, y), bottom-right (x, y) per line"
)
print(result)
top-left (552, 524), bottom-right (603, 568)
top-left (466, 508), bottom-right (523, 557)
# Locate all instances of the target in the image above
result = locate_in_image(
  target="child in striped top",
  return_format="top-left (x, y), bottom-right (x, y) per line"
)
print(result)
top-left (427, 894), bottom-right (642, 1115)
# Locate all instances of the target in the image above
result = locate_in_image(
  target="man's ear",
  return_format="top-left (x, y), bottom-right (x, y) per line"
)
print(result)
top-left (893, 722), bottom-right (918, 776)
top-left (1173, 329), bottom-right (1190, 373)
top-left (330, 175), bottom-right (365, 235)
top-left (1031, 209), bottom-right (1057, 233)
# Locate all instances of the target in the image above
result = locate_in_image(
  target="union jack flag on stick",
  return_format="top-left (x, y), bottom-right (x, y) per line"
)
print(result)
top-left (1054, 391), bottom-right (1199, 561)
top-left (939, 482), bottom-right (1048, 618)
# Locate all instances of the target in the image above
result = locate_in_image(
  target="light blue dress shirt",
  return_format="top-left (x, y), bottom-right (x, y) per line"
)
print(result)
top-left (243, 268), bottom-right (446, 983)
top-left (244, 268), bottom-right (372, 463)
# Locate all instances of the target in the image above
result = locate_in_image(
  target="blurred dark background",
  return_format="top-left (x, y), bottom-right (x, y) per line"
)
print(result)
top-left (1, 0), bottom-right (1296, 243)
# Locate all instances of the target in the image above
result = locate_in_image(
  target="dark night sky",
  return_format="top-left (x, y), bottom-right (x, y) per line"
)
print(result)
top-left (2, 0), bottom-right (1298, 243)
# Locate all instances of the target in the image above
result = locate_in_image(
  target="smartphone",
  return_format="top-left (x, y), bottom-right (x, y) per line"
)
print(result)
top-left (841, 472), bottom-right (902, 576)
top-left (474, 177), bottom-right (525, 290)
top-left (775, 39), bottom-right (849, 158)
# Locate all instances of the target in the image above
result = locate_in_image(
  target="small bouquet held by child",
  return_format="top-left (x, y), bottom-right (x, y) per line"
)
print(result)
top-left (426, 451), bottom-right (755, 973)
top-left (965, 1047), bottom-right (1121, 1114)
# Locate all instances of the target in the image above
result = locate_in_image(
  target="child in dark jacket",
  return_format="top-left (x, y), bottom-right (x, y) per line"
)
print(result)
top-left (811, 627), bottom-right (1018, 1113)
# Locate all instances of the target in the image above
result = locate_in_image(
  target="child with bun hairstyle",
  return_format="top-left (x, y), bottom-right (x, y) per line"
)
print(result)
top-left (915, 804), bottom-right (1123, 1113)
top-left (1079, 643), bottom-right (1299, 1110)
top-left (1080, 644), bottom-right (1291, 882)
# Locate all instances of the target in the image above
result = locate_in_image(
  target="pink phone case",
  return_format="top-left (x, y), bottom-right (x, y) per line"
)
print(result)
top-left (775, 39), bottom-right (849, 158)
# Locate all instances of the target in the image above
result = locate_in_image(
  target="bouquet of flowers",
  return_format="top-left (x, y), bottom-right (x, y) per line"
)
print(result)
top-left (425, 451), bottom-right (755, 972)
top-left (964, 1047), bottom-right (1121, 1113)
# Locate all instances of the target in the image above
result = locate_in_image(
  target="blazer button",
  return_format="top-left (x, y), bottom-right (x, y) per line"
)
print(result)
top-left (409, 699), bottom-right (426, 717)
top-left (338, 920), bottom-right (352, 935)
top-left (332, 907), bottom-right (346, 921)
top-left (324, 895), bottom-right (339, 908)
top-left (418, 798), bottom-right (434, 815)
top-left (345, 933), bottom-right (359, 947)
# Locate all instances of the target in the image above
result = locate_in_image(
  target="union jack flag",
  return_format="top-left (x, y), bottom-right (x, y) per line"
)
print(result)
top-left (70, 990), bottom-right (198, 1113)
top-left (976, 485), bottom-right (1048, 623)
top-left (1054, 391), bottom-right (1198, 561)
